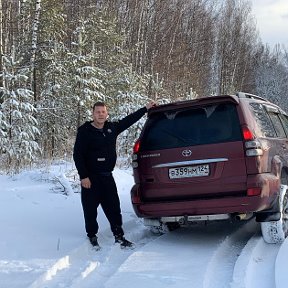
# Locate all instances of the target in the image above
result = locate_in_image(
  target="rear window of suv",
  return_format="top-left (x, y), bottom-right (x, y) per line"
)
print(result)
top-left (140, 103), bottom-right (242, 151)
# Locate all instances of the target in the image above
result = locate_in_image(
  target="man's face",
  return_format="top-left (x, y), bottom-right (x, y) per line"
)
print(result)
top-left (93, 105), bottom-right (108, 125)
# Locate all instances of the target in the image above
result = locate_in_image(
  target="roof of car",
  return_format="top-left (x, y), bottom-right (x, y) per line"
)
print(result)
top-left (148, 92), bottom-right (279, 116)
top-left (148, 95), bottom-right (239, 116)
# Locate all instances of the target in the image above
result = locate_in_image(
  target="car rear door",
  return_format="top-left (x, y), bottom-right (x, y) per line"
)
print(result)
top-left (135, 102), bottom-right (247, 201)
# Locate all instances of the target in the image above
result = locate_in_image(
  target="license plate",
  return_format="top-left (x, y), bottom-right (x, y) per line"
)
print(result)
top-left (169, 164), bottom-right (209, 179)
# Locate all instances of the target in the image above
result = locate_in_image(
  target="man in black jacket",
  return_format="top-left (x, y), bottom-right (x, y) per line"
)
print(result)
top-left (73, 101), bottom-right (155, 249)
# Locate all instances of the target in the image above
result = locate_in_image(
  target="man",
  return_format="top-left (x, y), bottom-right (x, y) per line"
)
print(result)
top-left (73, 101), bottom-right (156, 249)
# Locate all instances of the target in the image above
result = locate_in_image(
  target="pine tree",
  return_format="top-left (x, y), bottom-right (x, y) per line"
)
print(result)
top-left (36, 0), bottom-right (71, 158)
top-left (67, 13), bottom-right (110, 128)
top-left (0, 47), bottom-right (40, 172)
top-left (110, 66), bottom-right (149, 166)
top-left (39, 41), bottom-right (72, 158)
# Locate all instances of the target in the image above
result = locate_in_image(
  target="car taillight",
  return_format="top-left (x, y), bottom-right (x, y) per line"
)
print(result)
top-left (132, 140), bottom-right (140, 168)
top-left (133, 139), bottom-right (141, 153)
top-left (247, 187), bottom-right (261, 196)
top-left (242, 126), bottom-right (263, 157)
top-left (131, 188), bottom-right (141, 204)
top-left (242, 126), bottom-right (254, 141)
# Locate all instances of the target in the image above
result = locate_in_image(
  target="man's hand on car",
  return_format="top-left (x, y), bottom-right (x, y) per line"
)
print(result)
top-left (146, 101), bottom-right (157, 110)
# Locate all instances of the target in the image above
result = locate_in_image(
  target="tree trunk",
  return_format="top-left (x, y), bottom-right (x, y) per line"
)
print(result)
top-left (31, 0), bottom-right (41, 102)
top-left (0, 0), bottom-right (4, 103)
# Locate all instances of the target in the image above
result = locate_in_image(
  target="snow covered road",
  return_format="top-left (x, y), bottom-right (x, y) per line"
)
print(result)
top-left (27, 219), bottom-right (281, 288)
top-left (0, 163), bottom-right (286, 288)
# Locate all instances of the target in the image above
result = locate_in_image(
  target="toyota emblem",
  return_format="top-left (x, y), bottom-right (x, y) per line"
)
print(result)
top-left (182, 149), bottom-right (192, 157)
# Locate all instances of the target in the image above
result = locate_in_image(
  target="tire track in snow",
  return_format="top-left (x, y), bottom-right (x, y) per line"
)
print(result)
top-left (68, 225), bottom-right (157, 288)
top-left (230, 234), bottom-right (260, 288)
top-left (28, 219), bottom-right (157, 288)
top-left (203, 219), bottom-right (260, 288)
top-left (28, 217), bottom-right (282, 288)
top-left (275, 238), bottom-right (288, 288)
top-left (231, 233), bottom-right (280, 288)
top-left (96, 220), bottom-right (258, 288)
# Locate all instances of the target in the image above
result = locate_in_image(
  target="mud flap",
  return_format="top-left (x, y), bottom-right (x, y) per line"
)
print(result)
top-left (261, 185), bottom-right (288, 244)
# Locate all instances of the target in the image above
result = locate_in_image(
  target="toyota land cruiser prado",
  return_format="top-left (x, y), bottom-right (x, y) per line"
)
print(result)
top-left (131, 92), bottom-right (288, 244)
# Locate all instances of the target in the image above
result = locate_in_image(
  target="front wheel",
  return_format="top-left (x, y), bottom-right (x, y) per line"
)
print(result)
top-left (261, 184), bottom-right (288, 244)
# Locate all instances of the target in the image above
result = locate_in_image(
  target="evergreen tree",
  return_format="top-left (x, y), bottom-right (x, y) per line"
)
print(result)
top-left (39, 41), bottom-right (72, 158)
top-left (0, 48), bottom-right (40, 171)
top-left (110, 66), bottom-right (149, 166)
top-left (37, 0), bottom-right (71, 158)
top-left (67, 13), bottom-right (113, 127)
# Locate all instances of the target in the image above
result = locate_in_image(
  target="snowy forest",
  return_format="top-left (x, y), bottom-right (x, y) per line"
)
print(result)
top-left (0, 0), bottom-right (288, 173)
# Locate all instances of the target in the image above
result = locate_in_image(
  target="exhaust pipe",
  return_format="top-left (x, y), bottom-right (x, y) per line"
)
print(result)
top-left (234, 213), bottom-right (253, 221)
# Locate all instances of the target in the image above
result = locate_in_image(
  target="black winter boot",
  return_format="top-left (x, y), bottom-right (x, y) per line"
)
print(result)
top-left (89, 236), bottom-right (101, 250)
top-left (115, 235), bottom-right (134, 249)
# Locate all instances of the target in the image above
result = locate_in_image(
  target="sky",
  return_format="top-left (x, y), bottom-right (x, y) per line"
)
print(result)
top-left (0, 161), bottom-right (288, 288)
top-left (251, 0), bottom-right (288, 47)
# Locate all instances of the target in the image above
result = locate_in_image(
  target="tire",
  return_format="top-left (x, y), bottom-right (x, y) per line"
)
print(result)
top-left (149, 226), bottom-right (163, 235)
top-left (149, 223), bottom-right (169, 235)
top-left (261, 184), bottom-right (288, 244)
top-left (167, 222), bottom-right (180, 231)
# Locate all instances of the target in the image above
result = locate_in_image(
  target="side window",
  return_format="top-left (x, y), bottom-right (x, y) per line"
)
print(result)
top-left (269, 113), bottom-right (287, 138)
top-left (279, 114), bottom-right (288, 136)
top-left (249, 103), bottom-right (277, 137)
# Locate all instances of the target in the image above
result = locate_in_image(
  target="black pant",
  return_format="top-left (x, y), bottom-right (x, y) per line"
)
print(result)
top-left (81, 174), bottom-right (124, 238)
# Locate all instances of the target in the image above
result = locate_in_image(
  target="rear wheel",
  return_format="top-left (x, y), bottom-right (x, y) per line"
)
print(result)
top-left (261, 183), bottom-right (288, 244)
top-left (149, 222), bottom-right (181, 234)
top-left (149, 223), bottom-right (169, 235)
top-left (167, 222), bottom-right (180, 231)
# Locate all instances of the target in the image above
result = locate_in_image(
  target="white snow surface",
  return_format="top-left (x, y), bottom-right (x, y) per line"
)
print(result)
top-left (0, 161), bottom-right (287, 288)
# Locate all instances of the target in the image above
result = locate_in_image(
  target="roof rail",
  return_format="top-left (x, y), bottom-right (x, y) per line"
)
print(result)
top-left (235, 92), bottom-right (269, 102)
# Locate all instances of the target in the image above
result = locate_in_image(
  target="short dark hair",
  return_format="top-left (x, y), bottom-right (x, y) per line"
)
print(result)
top-left (93, 101), bottom-right (106, 110)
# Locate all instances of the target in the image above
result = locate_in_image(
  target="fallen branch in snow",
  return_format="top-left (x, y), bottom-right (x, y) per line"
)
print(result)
top-left (51, 174), bottom-right (73, 196)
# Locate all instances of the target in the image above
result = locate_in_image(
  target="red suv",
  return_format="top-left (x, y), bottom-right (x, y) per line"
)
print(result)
top-left (131, 92), bottom-right (288, 243)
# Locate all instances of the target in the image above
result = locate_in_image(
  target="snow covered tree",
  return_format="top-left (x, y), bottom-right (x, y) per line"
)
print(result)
top-left (67, 13), bottom-right (113, 128)
top-left (30, 0), bottom-right (41, 100)
top-left (38, 41), bottom-right (72, 158)
top-left (0, 48), bottom-right (40, 172)
top-left (255, 45), bottom-right (288, 113)
top-left (211, 0), bottom-right (257, 95)
top-left (0, 0), bottom-right (3, 102)
top-left (1, 0), bottom-right (274, 172)
top-left (186, 88), bottom-right (199, 100)
top-left (108, 66), bottom-right (150, 166)
top-left (66, 12), bottom-right (153, 165)
top-left (36, 0), bottom-right (71, 158)
top-left (37, 7), bottom-right (153, 162)
top-left (148, 72), bottom-right (170, 102)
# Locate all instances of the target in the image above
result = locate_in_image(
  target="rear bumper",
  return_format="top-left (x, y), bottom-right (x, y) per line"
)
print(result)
top-left (131, 172), bottom-right (280, 218)
top-left (132, 195), bottom-right (273, 218)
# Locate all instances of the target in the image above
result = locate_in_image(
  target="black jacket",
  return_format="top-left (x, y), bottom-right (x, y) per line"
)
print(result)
top-left (73, 107), bottom-right (147, 179)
